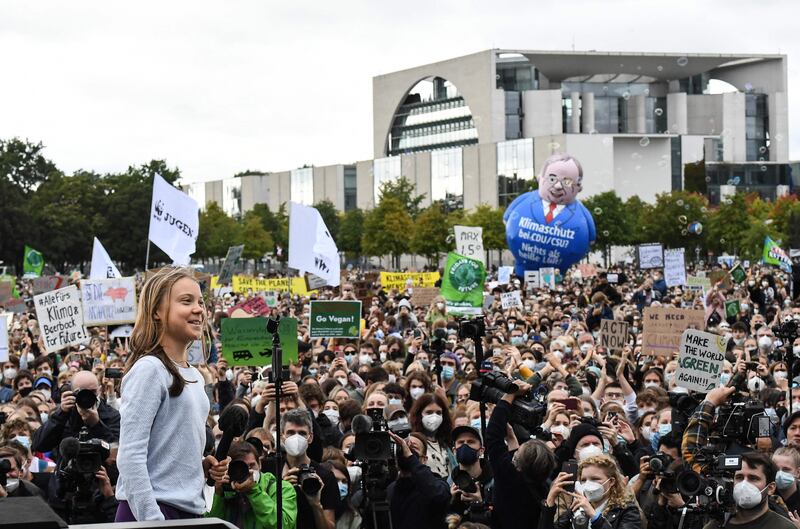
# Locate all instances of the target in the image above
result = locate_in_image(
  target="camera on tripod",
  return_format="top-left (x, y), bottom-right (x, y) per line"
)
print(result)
top-left (60, 428), bottom-right (110, 479)
top-left (674, 452), bottom-right (741, 516)
top-left (711, 399), bottom-right (768, 446)
top-left (469, 371), bottom-right (545, 431)
top-left (458, 317), bottom-right (486, 341)
top-left (352, 408), bottom-right (394, 461)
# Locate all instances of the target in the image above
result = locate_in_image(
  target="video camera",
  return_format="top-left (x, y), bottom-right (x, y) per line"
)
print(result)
top-left (711, 398), bottom-right (768, 446)
top-left (57, 427), bottom-right (111, 523)
top-left (648, 452), bottom-right (679, 494)
top-left (469, 371), bottom-right (545, 431)
top-left (674, 451), bottom-right (742, 519)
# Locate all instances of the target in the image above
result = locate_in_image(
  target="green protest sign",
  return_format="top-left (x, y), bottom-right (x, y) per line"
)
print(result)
top-left (729, 264), bottom-right (746, 284)
top-left (441, 252), bottom-right (486, 315)
top-left (23, 245), bottom-right (44, 277)
top-left (221, 317), bottom-right (299, 366)
top-left (724, 299), bottom-right (740, 319)
top-left (309, 301), bottom-right (361, 338)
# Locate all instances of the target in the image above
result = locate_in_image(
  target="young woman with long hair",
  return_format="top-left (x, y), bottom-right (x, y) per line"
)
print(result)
top-left (115, 267), bottom-right (226, 521)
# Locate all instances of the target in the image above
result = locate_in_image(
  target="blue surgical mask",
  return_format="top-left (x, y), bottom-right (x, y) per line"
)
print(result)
top-left (470, 418), bottom-right (483, 431)
top-left (511, 336), bottom-right (524, 346)
top-left (14, 435), bottom-right (31, 450)
top-left (308, 368), bottom-right (318, 376)
top-left (719, 373), bottom-right (731, 386)
top-left (658, 423), bottom-right (672, 436)
top-left (338, 482), bottom-right (349, 499)
top-left (441, 366), bottom-right (455, 381)
top-left (388, 398), bottom-right (402, 406)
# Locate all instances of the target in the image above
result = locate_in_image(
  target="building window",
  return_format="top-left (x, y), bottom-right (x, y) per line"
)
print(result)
top-left (497, 139), bottom-right (535, 207)
top-left (671, 137), bottom-right (682, 191)
top-left (373, 156), bottom-right (401, 204)
top-left (222, 177), bottom-right (242, 218)
top-left (593, 97), bottom-right (621, 134)
top-left (343, 165), bottom-right (357, 212)
top-left (431, 148), bottom-right (463, 212)
top-left (745, 94), bottom-right (769, 161)
top-left (291, 167), bottom-right (314, 205)
top-left (505, 91), bottom-right (522, 139)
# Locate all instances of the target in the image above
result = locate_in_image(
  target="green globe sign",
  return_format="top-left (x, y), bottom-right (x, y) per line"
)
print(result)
top-left (441, 252), bottom-right (486, 313)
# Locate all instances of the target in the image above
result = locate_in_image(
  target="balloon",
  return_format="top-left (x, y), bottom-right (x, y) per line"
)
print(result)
top-left (504, 153), bottom-right (596, 275)
top-left (688, 221), bottom-right (703, 235)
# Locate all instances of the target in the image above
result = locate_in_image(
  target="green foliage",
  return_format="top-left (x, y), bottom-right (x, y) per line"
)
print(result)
top-left (683, 160), bottom-right (708, 194)
top-left (641, 191), bottom-right (708, 250)
top-left (378, 176), bottom-right (425, 218)
top-left (238, 213), bottom-right (273, 263)
top-left (582, 191), bottom-right (629, 265)
top-left (623, 196), bottom-right (652, 246)
top-left (362, 197), bottom-right (413, 266)
top-left (338, 208), bottom-right (364, 257)
top-left (197, 202), bottom-right (241, 259)
top-left (705, 193), bottom-right (752, 256)
top-left (411, 204), bottom-right (450, 263)
top-left (467, 204), bottom-right (506, 251)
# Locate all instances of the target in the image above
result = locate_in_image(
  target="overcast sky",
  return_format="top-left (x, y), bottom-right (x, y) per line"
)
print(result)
top-left (1, 0), bottom-right (799, 184)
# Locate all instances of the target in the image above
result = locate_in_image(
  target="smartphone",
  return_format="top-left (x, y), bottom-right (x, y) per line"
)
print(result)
top-left (105, 368), bottom-right (123, 379)
top-left (413, 329), bottom-right (422, 339)
top-left (561, 460), bottom-right (578, 491)
top-left (555, 398), bottom-right (580, 411)
top-left (606, 411), bottom-right (618, 422)
top-left (745, 362), bottom-right (761, 371)
top-left (757, 416), bottom-right (771, 438)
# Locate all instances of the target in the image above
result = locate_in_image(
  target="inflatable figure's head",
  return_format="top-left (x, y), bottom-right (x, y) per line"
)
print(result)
top-left (538, 153), bottom-right (583, 205)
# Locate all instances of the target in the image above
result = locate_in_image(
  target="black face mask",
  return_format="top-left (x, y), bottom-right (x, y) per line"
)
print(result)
top-left (18, 387), bottom-right (32, 397)
top-left (456, 444), bottom-right (480, 466)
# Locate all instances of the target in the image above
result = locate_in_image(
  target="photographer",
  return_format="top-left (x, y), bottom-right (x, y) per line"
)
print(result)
top-left (31, 370), bottom-right (120, 461)
top-left (486, 381), bottom-right (558, 529)
top-left (280, 408), bottom-right (339, 529)
top-left (448, 425), bottom-right (493, 526)
top-left (209, 440), bottom-right (297, 528)
top-left (0, 445), bottom-right (43, 498)
top-left (386, 431), bottom-right (451, 529)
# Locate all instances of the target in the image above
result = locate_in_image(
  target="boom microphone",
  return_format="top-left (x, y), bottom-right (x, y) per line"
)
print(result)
top-left (59, 437), bottom-right (80, 460)
top-left (351, 414), bottom-right (373, 435)
top-left (207, 403), bottom-right (249, 485)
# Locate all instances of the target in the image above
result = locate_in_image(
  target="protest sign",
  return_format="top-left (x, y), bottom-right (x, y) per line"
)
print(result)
top-left (288, 202), bottom-right (340, 287)
top-left (0, 281), bottom-right (11, 301)
top-left (483, 294), bottom-right (494, 310)
top-left (500, 291), bottom-right (522, 309)
top-left (3, 298), bottom-right (27, 314)
top-left (305, 273), bottom-right (329, 291)
top-left (642, 307), bottom-right (706, 357)
top-left (663, 248), bottom-right (686, 287)
top-left (454, 226), bottom-right (485, 266)
top-left (80, 277), bottom-right (138, 326)
top-left (687, 275), bottom-right (712, 289)
top-left (497, 266), bottom-right (513, 285)
top-left (441, 253), bottom-right (486, 316)
top-left (599, 319), bottom-right (630, 351)
top-left (149, 173), bottom-right (199, 265)
top-left (577, 263), bottom-right (597, 278)
top-left (277, 317), bottom-right (299, 366)
top-left (524, 270), bottom-right (540, 290)
top-left (411, 287), bottom-right (440, 307)
top-left (187, 340), bottom-right (205, 366)
top-left (675, 329), bottom-right (727, 392)
top-left (607, 273), bottom-right (619, 284)
top-left (725, 299), bottom-right (741, 319)
top-left (540, 267), bottom-right (556, 289)
top-left (34, 285), bottom-right (89, 353)
top-left (23, 245), bottom-right (44, 277)
top-left (310, 301), bottom-right (362, 338)
top-left (379, 271), bottom-right (440, 290)
top-left (90, 237), bottom-right (121, 279)
top-left (221, 317), bottom-right (271, 366)
top-left (730, 264), bottom-right (746, 284)
top-left (0, 313), bottom-right (8, 362)
top-left (228, 296), bottom-right (271, 318)
top-left (708, 270), bottom-right (732, 290)
top-left (230, 276), bottom-right (316, 296)
top-left (218, 245), bottom-right (244, 285)
top-left (33, 276), bottom-right (67, 295)
top-left (109, 325), bottom-right (133, 339)
top-left (638, 243), bottom-right (664, 269)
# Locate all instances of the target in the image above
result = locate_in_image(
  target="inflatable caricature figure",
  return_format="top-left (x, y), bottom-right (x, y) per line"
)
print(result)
top-left (504, 153), bottom-right (596, 275)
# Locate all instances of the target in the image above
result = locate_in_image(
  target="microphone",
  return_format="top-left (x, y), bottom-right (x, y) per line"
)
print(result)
top-left (351, 414), bottom-right (373, 435)
top-left (207, 403), bottom-right (249, 485)
top-left (59, 437), bottom-right (80, 460)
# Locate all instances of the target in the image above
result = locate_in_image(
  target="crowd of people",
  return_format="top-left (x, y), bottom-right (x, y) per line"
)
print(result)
top-left (1, 259), bottom-right (800, 529)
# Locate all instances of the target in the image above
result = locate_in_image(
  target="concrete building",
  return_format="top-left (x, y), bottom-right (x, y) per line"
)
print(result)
top-left (189, 49), bottom-right (793, 214)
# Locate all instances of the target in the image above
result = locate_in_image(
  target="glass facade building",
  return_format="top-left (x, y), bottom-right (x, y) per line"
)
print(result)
top-left (373, 156), bottom-right (401, 204)
top-left (291, 167), bottom-right (314, 205)
top-left (221, 177), bottom-right (242, 218)
top-left (497, 138), bottom-right (535, 207)
top-left (431, 148), bottom-right (463, 211)
top-left (343, 165), bottom-right (357, 212)
top-left (706, 163), bottom-right (793, 203)
top-left (745, 94), bottom-right (769, 161)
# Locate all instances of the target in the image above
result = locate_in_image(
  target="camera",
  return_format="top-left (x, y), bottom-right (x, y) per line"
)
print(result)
top-left (296, 463), bottom-right (322, 495)
top-left (104, 368), bottom-right (123, 379)
top-left (57, 428), bottom-right (111, 523)
top-left (675, 452), bottom-right (741, 517)
top-left (227, 460), bottom-right (251, 483)
top-left (452, 468), bottom-right (477, 493)
top-left (352, 408), bottom-right (393, 461)
top-left (648, 452), bottom-right (673, 473)
top-left (711, 399), bottom-right (767, 446)
top-left (75, 388), bottom-right (99, 410)
top-left (469, 371), bottom-right (545, 431)
top-left (648, 452), bottom-right (679, 494)
top-left (0, 458), bottom-right (11, 489)
top-left (458, 316), bottom-right (486, 341)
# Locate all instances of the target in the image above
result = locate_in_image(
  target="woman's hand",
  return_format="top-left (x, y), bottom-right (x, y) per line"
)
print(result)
top-left (570, 490), bottom-right (596, 519)
top-left (546, 472), bottom-right (574, 507)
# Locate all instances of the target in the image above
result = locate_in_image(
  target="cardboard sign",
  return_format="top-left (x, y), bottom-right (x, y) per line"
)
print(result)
top-left (2, 297), bottom-right (28, 314)
top-left (0, 313), bottom-right (8, 362)
top-left (524, 270), bottom-right (540, 290)
top-left (228, 296), bottom-right (271, 318)
top-left (540, 267), bottom-right (556, 289)
top-left (664, 248), bottom-right (687, 287)
top-left (675, 329), bottom-right (727, 392)
top-left (599, 319), bottom-right (630, 351)
top-left (483, 294), bottom-right (494, 310)
top-left (607, 273), bottom-right (619, 284)
top-left (305, 273), bottom-right (328, 291)
top-left (577, 263), bottom-right (597, 278)
top-left (309, 301), bottom-right (362, 338)
top-left (220, 317), bottom-right (298, 366)
top-left (379, 272), bottom-right (440, 290)
top-left (642, 307), bottom-right (706, 357)
top-left (725, 299), bottom-right (741, 319)
top-left (497, 266), bottom-right (513, 285)
top-left (730, 264), bottom-right (746, 284)
top-left (687, 276), bottom-right (712, 289)
top-left (0, 281), bottom-right (13, 301)
top-left (638, 243), bottom-right (664, 269)
top-left (34, 285), bottom-right (89, 353)
top-left (218, 245), bottom-right (245, 285)
top-left (80, 277), bottom-right (138, 326)
top-left (229, 276), bottom-right (316, 296)
top-left (500, 290), bottom-right (522, 309)
top-left (33, 276), bottom-right (67, 295)
top-left (410, 287), bottom-right (440, 307)
top-left (454, 226), bottom-right (485, 266)
top-left (709, 270), bottom-right (732, 290)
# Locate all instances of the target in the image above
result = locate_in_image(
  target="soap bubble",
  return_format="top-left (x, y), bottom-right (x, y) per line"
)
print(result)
top-left (688, 222), bottom-right (703, 235)
top-left (732, 176), bottom-right (741, 185)
top-left (622, 92), bottom-right (631, 100)
top-left (705, 176), bottom-right (711, 183)
top-left (759, 146), bottom-right (767, 154)
top-left (776, 134), bottom-right (784, 142)
top-left (602, 230), bottom-right (610, 237)
top-left (639, 137), bottom-right (650, 147)
top-left (589, 129), bottom-right (598, 134)
top-left (761, 165), bottom-right (767, 172)
top-left (644, 88), bottom-right (650, 96)
top-left (701, 206), bottom-right (708, 213)
top-left (684, 204), bottom-right (690, 211)
top-left (676, 199), bottom-right (685, 206)
top-left (657, 65), bottom-right (664, 72)
top-left (720, 238), bottom-right (726, 244)
top-left (594, 207), bottom-right (603, 215)
top-left (681, 229), bottom-right (688, 236)
top-left (654, 108), bottom-right (664, 116)
top-left (679, 215), bottom-right (688, 224)
top-left (677, 56), bottom-right (689, 67)
top-left (548, 142), bottom-right (560, 150)
top-left (744, 82), bottom-right (753, 91)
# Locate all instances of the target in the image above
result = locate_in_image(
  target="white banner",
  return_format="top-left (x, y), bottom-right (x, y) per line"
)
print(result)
top-left (500, 290), bottom-right (522, 309)
top-left (454, 226), bottom-right (485, 266)
top-left (524, 270), bottom-right (540, 290)
top-left (540, 267), bottom-right (557, 289)
top-left (90, 237), bottom-right (121, 279)
top-left (638, 243), bottom-right (664, 269)
top-left (664, 248), bottom-right (687, 287)
top-left (497, 266), bottom-right (513, 285)
top-left (80, 277), bottom-right (138, 326)
top-left (288, 202), bottom-right (341, 287)
top-left (149, 173), bottom-right (200, 265)
top-left (34, 286), bottom-right (89, 353)
top-left (0, 314), bottom-right (8, 362)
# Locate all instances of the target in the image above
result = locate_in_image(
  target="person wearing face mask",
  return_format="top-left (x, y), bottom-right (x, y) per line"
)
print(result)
top-left (448, 425), bottom-right (493, 523)
top-left (410, 393), bottom-right (455, 479)
top-left (426, 296), bottom-right (448, 327)
top-left (208, 440), bottom-right (297, 528)
top-left (325, 459), bottom-right (362, 529)
top-left (0, 446), bottom-right (43, 498)
top-left (541, 453), bottom-right (641, 529)
top-left (0, 359), bottom-right (19, 404)
top-left (704, 452), bottom-right (794, 529)
top-left (439, 352), bottom-right (462, 406)
top-left (280, 409), bottom-right (339, 529)
top-left (772, 447), bottom-right (800, 513)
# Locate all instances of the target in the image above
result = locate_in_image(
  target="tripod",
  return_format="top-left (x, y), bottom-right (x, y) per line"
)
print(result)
top-left (266, 316), bottom-right (286, 529)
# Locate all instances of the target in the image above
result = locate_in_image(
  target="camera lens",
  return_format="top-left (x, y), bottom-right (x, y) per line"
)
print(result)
top-left (75, 389), bottom-right (98, 410)
top-left (676, 470), bottom-right (703, 497)
top-left (228, 460), bottom-right (250, 483)
top-left (301, 475), bottom-right (322, 495)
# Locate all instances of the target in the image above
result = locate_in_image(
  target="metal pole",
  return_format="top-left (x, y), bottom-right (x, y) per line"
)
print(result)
top-left (145, 241), bottom-right (151, 271)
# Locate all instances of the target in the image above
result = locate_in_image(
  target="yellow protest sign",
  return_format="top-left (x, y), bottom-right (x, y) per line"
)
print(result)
top-left (379, 271), bottom-right (440, 290)
top-left (228, 275), bottom-right (316, 296)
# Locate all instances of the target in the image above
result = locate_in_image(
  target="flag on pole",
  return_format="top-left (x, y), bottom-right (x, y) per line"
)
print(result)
top-left (288, 202), bottom-right (340, 287)
top-left (23, 245), bottom-right (44, 277)
top-left (762, 236), bottom-right (792, 273)
top-left (148, 174), bottom-right (200, 265)
top-left (90, 237), bottom-right (122, 279)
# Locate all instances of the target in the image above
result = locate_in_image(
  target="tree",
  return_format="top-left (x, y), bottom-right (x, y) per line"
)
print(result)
top-left (706, 193), bottom-right (753, 257)
top-left (238, 213), bottom-right (273, 269)
top-left (362, 197), bottom-right (413, 268)
top-left (467, 204), bottom-right (506, 266)
top-left (582, 191), bottom-right (629, 267)
top-left (641, 191), bottom-right (708, 251)
top-left (196, 202), bottom-right (241, 259)
top-left (378, 176), bottom-right (425, 218)
top-left (339, 208), bottom-right (364, 258)
top-left (411, 204), bottom-right (450, 264)
top-left (624, 196), bottom-right (651, 246)
top-left (313, 199), bottom-right (340, 242)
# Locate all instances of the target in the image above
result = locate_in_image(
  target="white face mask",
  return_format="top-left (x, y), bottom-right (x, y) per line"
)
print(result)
top-left (644, 381), bottom-right (660, 389)
top-left (577, 444), bottom-right (603, 461)
top-left (551, 425), bottom-right (571, 439)
top-left (580, 344), bottom-right (592, 353)
top-left (379, 353), bottom-right (387, 363)
top-left (774, 371), bottom-right (789, 380)
top-left (758, 336), bottom-right (773, 349)
top-left (3, 368), bottom-right (16, 380)
top-left (576, 478), bottom-right (608, 503)
top-left (747, 377), bottom-right (764, 393)
top-left (523, 359), bottom-right (537, 370)
top-left (733, 480), bottom-right (767, 509)
top-left (336, 377), bottom-right (348, 387)
top-left (284, 433), bottom-right (309, 457)
top-left (322, 409), bottom-right (340, 426)
top-left (359, 354), bottom-right (372, 366)
top-left (347, 465), bottom-right (362, 483)
top-left (5, 478), bottom-right (19, 494)
top-left (409, 387), bottom-right (425, 400)
top-left (436, 302), bottom-right (445, 310)
top-left (225, 370), bottom-right (234, 382)
top-left (422, 413), bottom-right (443, 432)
